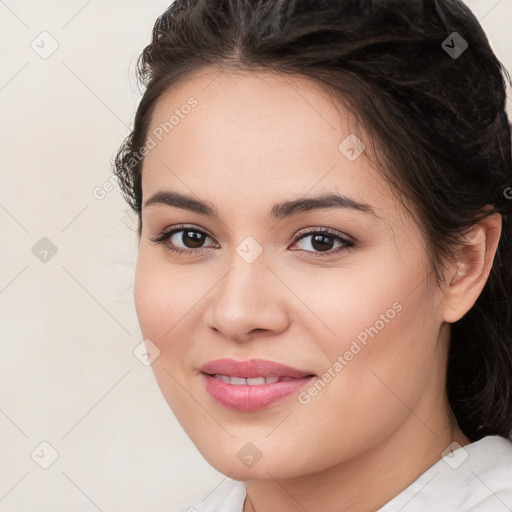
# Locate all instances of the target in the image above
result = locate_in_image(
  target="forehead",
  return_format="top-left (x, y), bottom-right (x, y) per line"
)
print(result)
top-left (149, 67), bottom-right (345, 126)
top-left (146, 67), bottom-right (361, 158)
top-left (142, 67), bottom-right (391, 215)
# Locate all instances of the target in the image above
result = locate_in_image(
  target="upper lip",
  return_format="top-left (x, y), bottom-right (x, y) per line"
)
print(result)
top-left (199, 358), bottom-right (315, 378)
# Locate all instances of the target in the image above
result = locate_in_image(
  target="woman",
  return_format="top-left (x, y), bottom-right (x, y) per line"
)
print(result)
top-left (113, 0), bottom-right (512, 510)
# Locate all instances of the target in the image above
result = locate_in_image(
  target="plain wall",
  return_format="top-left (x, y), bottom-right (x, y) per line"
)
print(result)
top-left (0, 1), bottom-right (511, 510)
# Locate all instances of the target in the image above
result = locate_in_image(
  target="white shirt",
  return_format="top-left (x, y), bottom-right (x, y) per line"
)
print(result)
top-left (173, 435), bottom-right (512, 511)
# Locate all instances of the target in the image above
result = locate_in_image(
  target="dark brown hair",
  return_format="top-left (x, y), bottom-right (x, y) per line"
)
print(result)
top-left (112, 0), bottom-right (512, 441)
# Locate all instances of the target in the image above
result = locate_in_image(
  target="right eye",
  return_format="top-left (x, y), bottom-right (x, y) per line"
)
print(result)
top-left (150, 224), bottom-right (219, 255)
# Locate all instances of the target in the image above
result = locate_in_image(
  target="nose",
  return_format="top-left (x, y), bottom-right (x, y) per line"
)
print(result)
top-left (204, 254), bottom-right (290, 343)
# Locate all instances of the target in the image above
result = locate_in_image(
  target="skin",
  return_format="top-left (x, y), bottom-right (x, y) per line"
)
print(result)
top-left (133, 67), bottom-right (501, 511)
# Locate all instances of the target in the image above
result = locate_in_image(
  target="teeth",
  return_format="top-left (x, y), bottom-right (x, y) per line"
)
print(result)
top-left (246, 377), bottom-right (266, 385)
top-left (213, 374), bottom-right (285, 385)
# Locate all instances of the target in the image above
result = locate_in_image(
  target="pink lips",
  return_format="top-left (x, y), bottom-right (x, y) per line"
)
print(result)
top-left (199, 358), bottom-right (316, 411)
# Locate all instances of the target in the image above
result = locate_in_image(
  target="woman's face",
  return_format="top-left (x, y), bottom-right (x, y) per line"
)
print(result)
top-left (134, 68), bottom-right (451, 480)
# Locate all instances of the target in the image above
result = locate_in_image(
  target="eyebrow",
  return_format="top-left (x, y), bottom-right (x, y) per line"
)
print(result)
top-left (143, 189), bottom-right (377, 222)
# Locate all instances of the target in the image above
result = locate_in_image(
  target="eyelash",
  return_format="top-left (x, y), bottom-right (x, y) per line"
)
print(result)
top-left (149, 224), bottom-right (355, 259)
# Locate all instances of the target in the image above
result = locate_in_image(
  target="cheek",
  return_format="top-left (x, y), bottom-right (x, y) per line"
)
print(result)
top-left (289, 253), bottom-right (439, 427)
top-left (133, 247), bottom-right (214, 391)
top-left (134, 248), bottom-right (197, 343)
top-left (322, 262), bottom-right (439, 407)
top-left (133, 251), bottom-right (196, 415)
top-left (285, 249), bottom-right (418, 358)
top-left (302, 277), bottom-right (438, 432)
top-left (133, 250), bottom-right (193, 394)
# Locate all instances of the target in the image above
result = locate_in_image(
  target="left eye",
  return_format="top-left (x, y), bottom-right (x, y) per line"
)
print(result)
top-left (291, 230), bottom-right (354, 255)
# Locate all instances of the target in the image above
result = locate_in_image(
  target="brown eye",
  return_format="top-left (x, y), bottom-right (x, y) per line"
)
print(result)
top-left (302, 233), bottom-right (336, 252)
top-left (174, 229), bottom-right (208, 249)
top-left (150, 225), bottom-right (218, 255)
top-left (291, 229), bottom-right (355, 258)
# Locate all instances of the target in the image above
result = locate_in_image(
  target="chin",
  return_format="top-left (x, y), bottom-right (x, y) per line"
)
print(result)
top-left (192, 438), bottom-right (310, 481)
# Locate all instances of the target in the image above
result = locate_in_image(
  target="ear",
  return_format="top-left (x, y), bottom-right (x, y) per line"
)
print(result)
top-left (442, 211), bottom-right (502, 324)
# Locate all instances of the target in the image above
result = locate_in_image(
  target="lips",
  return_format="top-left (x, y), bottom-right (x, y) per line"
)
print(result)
top-left (213, 375), bottom-right (290, 385)
top-left (199, 358), bottom-right (316, 411)
top-left (199, 358), bottom-right (314, 379)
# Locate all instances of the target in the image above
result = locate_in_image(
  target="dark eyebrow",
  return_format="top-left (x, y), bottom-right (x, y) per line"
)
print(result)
top-left (269, 192), bottom-right (377, 222)
top-left (143, 190), bottom-right (377, 221)
top-left (144, 190), bottom-right (218, 217)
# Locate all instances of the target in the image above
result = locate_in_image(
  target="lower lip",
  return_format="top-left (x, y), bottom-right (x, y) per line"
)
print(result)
top-left (202, 373), bottom-right (316, 411)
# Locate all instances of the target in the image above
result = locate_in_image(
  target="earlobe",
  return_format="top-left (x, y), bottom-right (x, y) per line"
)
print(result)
top-left (442, 212), bottom-right (502, 324)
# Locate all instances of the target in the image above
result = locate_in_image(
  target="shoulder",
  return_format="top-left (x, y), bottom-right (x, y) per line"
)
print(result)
top-left (379, 435), bottom-right (512, 512)
top-left (172, 480), bottom-right (247, 512)
top-left (462, 435), bottom-right (512, 511)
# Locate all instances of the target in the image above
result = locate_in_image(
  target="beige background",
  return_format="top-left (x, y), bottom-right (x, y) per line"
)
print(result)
top-left (0, 1), bottom-right (511, 510)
